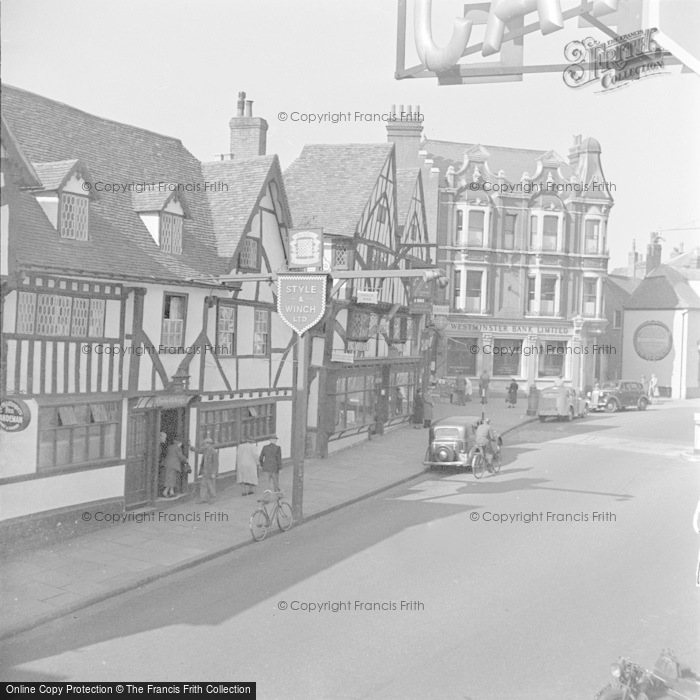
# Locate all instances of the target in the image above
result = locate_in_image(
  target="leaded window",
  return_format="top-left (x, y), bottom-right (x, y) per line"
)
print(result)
top-left (16, 291), bottom-right (105, 337)
top-left (347, 310), bottom-right (371, 341)
top-left (217, 304), bottom-right (236, 356)
top-left (161, 213), bottom-right (183, 254)
top-left (332, 243), bottom-right (349, 270)
top-left (36, 294), bottom-right (72, 336)
top-left (16, 291), bottom-right (37, 334)
top-left (38, 401), bottom-right (120, 471)
top-left (253, 309), bottom-right (269, 355)
top-left (239, 237), bottom-right (259, 270)
top-left (59, 193), bottom-right (89, 240)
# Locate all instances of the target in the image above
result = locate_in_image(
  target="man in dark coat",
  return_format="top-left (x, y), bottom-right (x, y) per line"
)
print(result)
top-left (479, 370), bottom-right (491, 404)
top-left (260, 435), bottom-right (283, 492)
top-left (197, 436), bottom-right (219, 504)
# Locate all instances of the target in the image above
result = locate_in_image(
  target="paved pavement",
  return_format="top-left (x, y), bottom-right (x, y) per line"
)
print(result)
top-left (1, 397), bottom-right (532, 640)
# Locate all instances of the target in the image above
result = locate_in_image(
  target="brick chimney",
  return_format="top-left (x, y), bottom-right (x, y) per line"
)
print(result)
top-left (646, 232), bottom-right (662, 275)
top-left (229, 91), bottom-right (268, 160)
top-left (386, 104), bottom-right (424, 170)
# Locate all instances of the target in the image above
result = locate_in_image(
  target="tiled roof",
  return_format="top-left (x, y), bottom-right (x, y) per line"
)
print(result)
top-left (31, 159), bottom-right (80, 191)
top-left (2, 85), bottom-right (226, 281)
top-left (625, 265), bottom-right (700, 310)
top-left (0, 113), bottom-right (41, 188)
top-left (284, 144), bottom-right (393, 238)
top-left (201, 156), bottom-right (279, 258)
top-left (606, 274), bottom-right (642, 296)
top-left (421, 138), bottom-right (575, 183)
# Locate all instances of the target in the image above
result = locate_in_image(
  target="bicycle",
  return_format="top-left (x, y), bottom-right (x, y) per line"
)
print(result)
top-left (471, 440), bottom-right (502, 479)
top-left (250, 489), bottom-right (293, 541)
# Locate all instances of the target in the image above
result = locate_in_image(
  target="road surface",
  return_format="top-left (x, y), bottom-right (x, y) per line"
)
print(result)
top-left (1, 402), bottom-right (698, 699)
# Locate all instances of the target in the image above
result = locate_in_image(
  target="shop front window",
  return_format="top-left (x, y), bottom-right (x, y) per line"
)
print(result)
top-left (198, 402), bottom-right (276, 447)
top-left (38, 401), bottom-right (120, 471)
top-left (446, 337), bottom-right (478, 376)
top-left (331, 373), bottom-right (379, 431)
top-left (492, 339), bottom-right (522, 377)
top-left (539, 340), bottom-right (567, 377)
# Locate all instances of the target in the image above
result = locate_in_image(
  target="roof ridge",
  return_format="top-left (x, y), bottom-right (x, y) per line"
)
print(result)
top-left (422, 137), bottom-right (548, 154)
top-left (2, 83), bottom-right (185, 145)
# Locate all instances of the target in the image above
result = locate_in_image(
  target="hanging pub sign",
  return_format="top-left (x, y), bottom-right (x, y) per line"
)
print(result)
top-left (277, 274), bottom-right (328, 335)
top-left (0, 398), bottom-right (31, 432)
top-left (288, 228), bottom-right (323, 269)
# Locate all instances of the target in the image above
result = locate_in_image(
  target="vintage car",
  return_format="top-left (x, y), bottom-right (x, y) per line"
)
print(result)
top-left (537, 385), bottom-right (587, 422)
top-left (589, 380), bottom-right (650, 412)
top-left (423, 415), bottom-right (479, 469)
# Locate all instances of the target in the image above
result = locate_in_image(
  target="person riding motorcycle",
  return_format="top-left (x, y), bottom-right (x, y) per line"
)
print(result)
top-left (475, 418), bottom-right (498, 470)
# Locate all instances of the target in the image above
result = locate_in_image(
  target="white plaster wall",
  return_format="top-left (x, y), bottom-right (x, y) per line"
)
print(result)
top-left (0, 464), bottom-right (125, 521)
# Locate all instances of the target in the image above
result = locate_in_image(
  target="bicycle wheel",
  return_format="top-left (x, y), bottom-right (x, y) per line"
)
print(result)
top-left (276, 501), bottom-right (293, 531)
top-left (250, 509), bottom-right (270, 541)
top-left (472, 452), bottom-right (485, 479)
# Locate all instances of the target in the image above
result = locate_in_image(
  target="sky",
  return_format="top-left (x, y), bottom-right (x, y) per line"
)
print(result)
top-left (2, 0), bottom-right (699, 270)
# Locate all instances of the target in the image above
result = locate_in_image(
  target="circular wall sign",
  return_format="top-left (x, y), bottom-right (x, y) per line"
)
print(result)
top-left (0, 398), bottom-right (32, 432)
top-left (633, 321), bottom-right (673, 361)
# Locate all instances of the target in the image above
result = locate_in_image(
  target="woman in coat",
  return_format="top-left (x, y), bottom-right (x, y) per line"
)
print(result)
top-left (236, 436), bottom-right (260, 496)
top-left (507, 379), bottom-right (519, 408)
top-left (163, 438), bottom-right (188, 498)
top-left (412, 390), bottom-right (424, 429)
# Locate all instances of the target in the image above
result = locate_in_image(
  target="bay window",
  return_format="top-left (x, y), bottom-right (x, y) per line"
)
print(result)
top-left (583, 278), bottom-right (598, 317)
top-left (468, 210), bottom-right (485, 246)
top-left (585, 219), bottom-right (600, 254)
top-left (465, 271), bottom-right (483, 312)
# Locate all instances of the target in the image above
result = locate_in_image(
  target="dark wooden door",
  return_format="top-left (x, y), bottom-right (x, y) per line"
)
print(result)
top-left (125, 410), bottom-right (156, 507)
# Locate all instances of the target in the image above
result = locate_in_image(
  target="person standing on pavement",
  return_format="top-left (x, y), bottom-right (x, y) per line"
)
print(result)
top-left (422, 389), bottom-right (434, 429)
top-left (236, 436), bottom-right (259, 496)
top-left (412, 390), bottom-right (424, 429)
top-left (455, 373), bottom-right (467, 406)
top-left (479, 370), bottom-right (490, 404)
top-left (507, 379), bottom-right (519, 408)
top-left (197, 436), bottom-right (219, 504)
top-left (162, 437), bottom-right (188, 498)
top-left (465, 376), bottom-right (473, 402)
top-left (260, 435), bottom-right (283, 492)
top-left (648, 373), bottom-right (658, 401)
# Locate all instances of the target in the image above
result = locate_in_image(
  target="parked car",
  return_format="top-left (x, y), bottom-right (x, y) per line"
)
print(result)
top-left (589, 380), bottom-right (650, 413)
top-left (538, 385), bottom-right (587, 422)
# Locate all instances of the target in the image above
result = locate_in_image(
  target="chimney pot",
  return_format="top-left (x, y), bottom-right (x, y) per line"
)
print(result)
top-left (245, 100), bottom-right (253, 117)
top-left (237, 91), bottom-right (246, 117)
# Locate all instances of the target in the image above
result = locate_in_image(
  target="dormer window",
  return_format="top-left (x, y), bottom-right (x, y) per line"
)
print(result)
top-left (133, 189), bottom-right (190, 253)
top-left (32, 160), bottom-right (96, 241)
top-left (160, 213), bottom-right (183, 254)
top-left (59, 192), bottom-right (90, 240)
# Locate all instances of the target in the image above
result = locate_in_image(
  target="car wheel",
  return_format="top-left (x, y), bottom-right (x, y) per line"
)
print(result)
top-left (538, 416), bottom-right (547, 423)
top-left (638, 397), bottom-right (649, 411)
top-left (604, 400), bottom-right (618, 413)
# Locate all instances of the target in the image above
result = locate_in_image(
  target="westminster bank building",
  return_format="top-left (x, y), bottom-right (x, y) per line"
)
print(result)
top-left (421, 134), bottom-right (613, 393)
